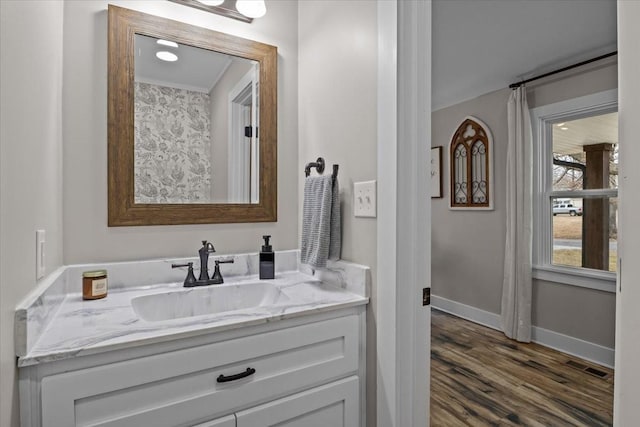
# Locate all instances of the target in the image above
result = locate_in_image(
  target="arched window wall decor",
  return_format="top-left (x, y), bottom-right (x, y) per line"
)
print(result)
top-left (449, 116), bottom-right (494, 210)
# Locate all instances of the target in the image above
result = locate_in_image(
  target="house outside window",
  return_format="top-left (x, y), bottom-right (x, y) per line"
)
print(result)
top-left (531, 90), bottom-right (618, 292)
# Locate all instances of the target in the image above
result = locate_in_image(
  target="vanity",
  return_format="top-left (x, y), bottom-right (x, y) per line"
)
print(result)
top-left (16, 5), bottom-right (370, 426)
top-left (16, 250), bottom-right (369, 427)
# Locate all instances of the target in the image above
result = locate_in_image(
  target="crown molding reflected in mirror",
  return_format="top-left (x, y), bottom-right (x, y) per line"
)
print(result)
top-left (108, 5), bottom-right (277, 226)
top-left (168, 0), bottom-right (254, 24)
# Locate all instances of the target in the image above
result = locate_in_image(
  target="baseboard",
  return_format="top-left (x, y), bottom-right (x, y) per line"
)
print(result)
top-left (431, 295), bottom-right (501, 330)
top-left (431, 295), bottom-right (615, 369)
top-left (531, 326), bottom-right (615, 369)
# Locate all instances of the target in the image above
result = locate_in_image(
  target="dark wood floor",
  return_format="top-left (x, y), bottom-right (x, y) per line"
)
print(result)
top-left (431, 309), bottom-right (614, 426)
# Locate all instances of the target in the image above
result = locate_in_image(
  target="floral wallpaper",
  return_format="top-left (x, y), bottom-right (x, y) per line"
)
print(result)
top-left (134, 82), bottom-right (212, 203)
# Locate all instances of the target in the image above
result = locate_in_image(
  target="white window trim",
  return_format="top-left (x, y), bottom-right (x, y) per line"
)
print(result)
top-left (530, 89), bottom-right (618, 293)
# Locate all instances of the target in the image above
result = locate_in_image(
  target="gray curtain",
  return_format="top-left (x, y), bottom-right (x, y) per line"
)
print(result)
top-left (501, 86), bottom-right (533, 342)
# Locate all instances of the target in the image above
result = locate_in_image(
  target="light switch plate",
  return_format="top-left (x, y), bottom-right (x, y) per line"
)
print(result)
top-left (354, 180), bottom-right (377, 217)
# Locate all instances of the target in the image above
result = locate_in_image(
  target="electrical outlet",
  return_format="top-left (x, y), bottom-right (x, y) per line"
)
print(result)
top-left (354, 180), bottom-right (377, 217)
top-left (36, 230), bottom-right (45, 280)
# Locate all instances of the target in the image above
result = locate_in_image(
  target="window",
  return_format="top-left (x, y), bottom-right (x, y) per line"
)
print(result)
top-left (531, 90), bottom-right (618, 291)
top-left (449, 116), bottom-right (493, 210)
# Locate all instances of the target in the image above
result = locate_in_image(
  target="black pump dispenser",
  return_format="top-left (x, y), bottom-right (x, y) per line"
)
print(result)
top-left (259, 235), bottom-right (275, 279)
top-left (262, 235), bottom-right (272, 252)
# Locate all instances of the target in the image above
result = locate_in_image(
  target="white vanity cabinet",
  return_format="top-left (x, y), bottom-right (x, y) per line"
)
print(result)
top-left (235, 376), bottom-right (359, 427)
top-left (189, 377), bottom-right (358, 427)
top-left (19, 310), bottom-right (365, 427)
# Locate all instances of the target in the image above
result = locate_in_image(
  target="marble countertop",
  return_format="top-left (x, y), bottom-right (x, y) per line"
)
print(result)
top-left (18, 271), bottom-right (368, 367)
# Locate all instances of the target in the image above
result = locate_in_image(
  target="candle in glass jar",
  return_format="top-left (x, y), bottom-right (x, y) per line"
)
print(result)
top-left (82, 270), bottom-right (108, 300)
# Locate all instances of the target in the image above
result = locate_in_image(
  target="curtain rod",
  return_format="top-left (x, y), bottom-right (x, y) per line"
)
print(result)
top-left (509, 51), bottom-right (617, 89)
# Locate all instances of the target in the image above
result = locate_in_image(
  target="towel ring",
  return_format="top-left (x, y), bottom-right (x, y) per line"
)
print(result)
top-left (304, 157), bottom-right (325, 177)
top-left (304, 158), bottom-right (339, 188)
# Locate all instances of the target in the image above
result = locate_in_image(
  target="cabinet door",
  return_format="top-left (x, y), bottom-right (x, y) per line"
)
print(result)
top-left (192, 415), bottom-right (236, 427)
top-left (236, 376), bottom-right (358, 427)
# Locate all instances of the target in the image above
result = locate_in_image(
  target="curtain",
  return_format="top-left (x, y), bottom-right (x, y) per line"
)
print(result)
top-left (501, 86), bottom-right (533, 342)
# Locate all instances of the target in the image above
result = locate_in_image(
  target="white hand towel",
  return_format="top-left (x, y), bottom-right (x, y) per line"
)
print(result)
top-left (300, 175), bottom-right (341, 268)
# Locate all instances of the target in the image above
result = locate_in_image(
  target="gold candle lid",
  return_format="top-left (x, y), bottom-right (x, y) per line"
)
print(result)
top-left (82, 270), bottom-right (107, 278)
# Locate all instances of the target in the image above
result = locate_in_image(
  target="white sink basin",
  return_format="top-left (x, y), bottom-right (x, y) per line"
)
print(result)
top-left (132, 282), bottom-right (289, 322)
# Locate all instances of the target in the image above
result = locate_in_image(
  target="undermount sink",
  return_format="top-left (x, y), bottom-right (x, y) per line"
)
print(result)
top-left (132, 282), bottom-right (289, 322)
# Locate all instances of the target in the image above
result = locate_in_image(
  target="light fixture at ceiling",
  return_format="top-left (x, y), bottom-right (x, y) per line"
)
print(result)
top-left (557, 122), bottom-right (566, 127)
top-left (169, 0), bottom-right (263, 23)
top-left (198, 0), bottom-right (225, 6)
top-left (560, 127), bottom-right (569, 131)
top-left (156, 51), bottom-right (178, 62)
top-left (236, 0), bottom-right (266, 18)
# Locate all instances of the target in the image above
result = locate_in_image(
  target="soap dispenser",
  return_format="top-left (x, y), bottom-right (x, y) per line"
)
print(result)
top-left (259, 235), bottom-right (275, 279)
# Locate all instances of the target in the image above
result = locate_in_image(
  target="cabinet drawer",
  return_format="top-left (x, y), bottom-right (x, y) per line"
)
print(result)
top-left (41, 315), bottom-right (359, 427)
top-left (236, 376), bottom-right (359, 427)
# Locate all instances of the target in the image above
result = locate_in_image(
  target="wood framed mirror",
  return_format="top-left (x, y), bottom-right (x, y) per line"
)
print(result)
top-left (108, 5), bottom-right (277, 226)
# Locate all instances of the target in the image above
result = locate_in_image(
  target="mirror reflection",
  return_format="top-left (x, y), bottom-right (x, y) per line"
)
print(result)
top-left (134, 34), bottom-right (260, 204)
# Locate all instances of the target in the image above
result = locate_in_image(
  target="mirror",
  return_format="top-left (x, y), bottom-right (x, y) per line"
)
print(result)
top-left (108, 5), bottom-right (277, 226)
top-left (134, 34), bottom-right (260, 205)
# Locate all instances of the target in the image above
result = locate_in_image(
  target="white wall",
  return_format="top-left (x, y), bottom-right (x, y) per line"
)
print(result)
top-left (532, 280), bottom-right (615, 348)
top-left (0, 2), bottom-right (65, 426)
top-left (431, 62), bottom-right (618, 348)
top-left (614, 1), bottom-right (640, 424)
top-left (62, 0), bottom-right (298, 263)
top-left (431, 88), bottom-right (509, 314)
top-left (298, 1), bottom-right (378, 424)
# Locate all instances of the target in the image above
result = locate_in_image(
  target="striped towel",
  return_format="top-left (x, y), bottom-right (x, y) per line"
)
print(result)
top-left (300, 175), bottom-right (341, 268)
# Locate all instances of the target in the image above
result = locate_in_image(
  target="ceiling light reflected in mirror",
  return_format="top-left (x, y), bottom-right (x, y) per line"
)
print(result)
top-left (156, 51), bottom-right (178, 62)
top-left (157, 39), bottom-right (179, 48)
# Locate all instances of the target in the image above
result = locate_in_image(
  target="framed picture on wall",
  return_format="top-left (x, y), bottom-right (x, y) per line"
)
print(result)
top-left (431, 146), bottom-right (443, 198)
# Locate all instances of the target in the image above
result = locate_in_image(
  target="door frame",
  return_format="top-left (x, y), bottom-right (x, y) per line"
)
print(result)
top-left (377, 1), bottom-right (431, 426)
top-left (614, 1), bottom-right (640, 424)
top-left (228, 66), bottom-right (259, 203)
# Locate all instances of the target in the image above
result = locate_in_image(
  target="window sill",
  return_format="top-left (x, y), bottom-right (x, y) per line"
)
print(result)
top-left (533, 265), bottom-right (616, 293)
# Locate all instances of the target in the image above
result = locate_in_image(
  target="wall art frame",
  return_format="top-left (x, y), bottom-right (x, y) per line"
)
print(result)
top-left (449, 116), bottom-right (494, 210)
top-left (430, 146), bottom-right (443, 198)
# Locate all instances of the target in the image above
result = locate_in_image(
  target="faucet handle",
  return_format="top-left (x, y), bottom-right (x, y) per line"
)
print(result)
top-left (211, 258), bottom-right (234, 284)
top-left (172, 262), bottom-right (197, 287)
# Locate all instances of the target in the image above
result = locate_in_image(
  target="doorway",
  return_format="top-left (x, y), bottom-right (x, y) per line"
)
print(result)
top-left (228, 66), bottom-right (259, 203)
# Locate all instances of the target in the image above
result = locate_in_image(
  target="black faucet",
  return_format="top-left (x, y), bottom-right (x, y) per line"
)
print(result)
top-left (172, 241), bottom-right (234, 287)
top-left (198, 240), bottom-right (216, 281)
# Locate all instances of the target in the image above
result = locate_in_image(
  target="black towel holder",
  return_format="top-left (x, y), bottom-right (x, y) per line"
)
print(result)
top-left (331, 164), bottom-right (339, 183)
top-left (304, 157), bottom-right (339, 186)
top-left (305, 157), bottom-right (325, 177)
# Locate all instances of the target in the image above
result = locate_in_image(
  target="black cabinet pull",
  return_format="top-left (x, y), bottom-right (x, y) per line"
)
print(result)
top-left (217, 367), bottom-right (256, 383)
